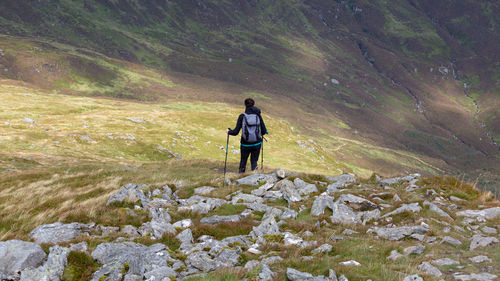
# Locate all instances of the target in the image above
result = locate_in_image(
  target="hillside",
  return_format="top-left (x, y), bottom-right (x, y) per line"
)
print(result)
top-left (0, 0), bottom-right (499, 189)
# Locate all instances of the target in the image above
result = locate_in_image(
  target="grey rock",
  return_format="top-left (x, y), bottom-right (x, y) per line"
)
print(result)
top-left (250, 217), bottom-right (280, 238)
top-left (232, 193), bottom-right (264, 204)
top-left (403, 244), bottom-right (425, 255)
top-left (177, 196), bottom-right (226, 214)
top-left (339, 260), bottom-right (361, 266)
top-left (387, 250), bottom-right (403, 261)
top-left (176, 229), bottom-right (194, 250)
top-left (393, 194), bottom-right (402, 202)
top-left (280, 209), bottom-right (298, 220)
top-left (138, 220), bottom-right (176, 239)
top-left (417, 261), bottom-right (442, 277)
top-left (286, 268), bottom-right (314, 280)
top-left (450, 195), bottom-right (466, 202)
top-left (441, 236), bottom-right (462, 246)
top-left (453, 273), bottom-right (498, 281)
top-left (276, 169), bottom-right (287, 179)
top-left (23, 118), bottom-right (35, 124)
top-left (106, 183), bottom-right (149, 207)
top-left (251, 182), bottom-right (274, 196)
top-left (337, 194), bottom-right (378, 211)
top-left (423, 201), bottom-right (452, 220)
top-left (98, 225), bottom-right (120, 237)
top-left (431, 258), bottom-right (459, 266)
top-left (341, 229), bottom-right (357, 235)
top-left (20, 246), bottom-right (69, 281)
top-left (329, 203), bottom-right (360, 224)
top-left (470, 234), bottom-right (499, 250)
top-left (0, 240), bottom-right (47, 279)
top-left (368, 225), bottom-right (430, 241)
top-left (294, 178), bottom-right (318, 195)
top-left (149, 208), bottom-right (171, 224)
top-left (380, 174), bottom-right (420, 186)
top-left (172, 218), bottom-right (192, 229)
top-left (383, 203), bottom-right (421, 217)
top-left (312, 244), bottom-right (333, 254)
top-left (469, 255), bottom-right (492, 263)
top-left (90, 242), bottom-right (173, 281)
top-left (328, 269), bottom-right (338, 281)
top-left (481, 226), bottom-right (497, 235)
top-left (69, 242), bottom-right (88, 253)
top-left (276, 179), bottom-right (302, 203)
top-left (457, 207), bottom-right (500, 220)
top-left (121, 225), bottom-right (140, 238)
top-left (326, 174), bottom-right (356, 193)
top-left (30, 222), bottom-right (94, 244)
top-left (402, 275), bottom-right (423, 281)
top-left (338, 275), bottom-right (348, 281)
top-left (258, 264), bottom-right (275, 281)
top-left (261, 256), bottom-right (283, 265)
top-left (200, 215), bottom-right (241, 225)
top-left (311, 195), bottom-right (336, 216)
top-left (244, 260), bottom-right (260, 271)
top-left (235, 174), bottom-right (278, 186)
top-left (194, 186), bottom-right (216, 195)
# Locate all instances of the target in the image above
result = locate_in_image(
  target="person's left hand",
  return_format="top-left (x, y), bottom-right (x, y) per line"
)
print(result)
top-left (226, 129), bottom-right (230, 134)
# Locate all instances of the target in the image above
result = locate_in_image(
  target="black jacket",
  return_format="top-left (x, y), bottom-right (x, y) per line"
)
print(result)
top-left (228, 106), bottom-right (268, 145)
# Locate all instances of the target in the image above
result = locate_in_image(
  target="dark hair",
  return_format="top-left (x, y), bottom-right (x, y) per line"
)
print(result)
top-left (245, 98), bottom-right (255, 108)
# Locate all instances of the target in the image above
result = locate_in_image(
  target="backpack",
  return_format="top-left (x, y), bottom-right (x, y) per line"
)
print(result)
top-left (242, 113), bottom-right (261, 143)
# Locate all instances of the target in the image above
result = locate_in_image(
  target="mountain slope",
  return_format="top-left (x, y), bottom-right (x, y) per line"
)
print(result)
top-left (0, 0), bottom-right (499, 189)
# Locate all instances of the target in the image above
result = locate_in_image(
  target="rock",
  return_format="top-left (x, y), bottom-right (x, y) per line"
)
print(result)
top-left (403, 244), bottom-right (425, 255)
top-left (138, 220), bottom-right (176, 239)
top-left (98, 225), bottom-right (120, 237)
top-left (106, 183), bottom-right (150, 207)
top-left (470, 234), bottom-right (499, 250)
top-left (418, 261), bottom-right (442, 277)
top-left (30, 222), bottom-right (94, 244)
top-left (329, 203), bottom-right (360, 224)
top-left (387, 250), bottom-right (403, 261)
top-left (393, 194), bottom-right (402, 202)
top-left (235, 174), bottom-right (277, 186)
top-left (232, 193), bottom-right (264, 204)
top-left (194, 186), bottom-right (216, 195)
top-left (23, 118), bottom-right (35, 124)
top-left (337, 194), bottom-right (378, 211)
top-left (453, 273), bottom-right (498, 281)
top-left (149, 208), bottom-right (172, 223)
top-left (294, 178), bottom-right (318, 195)
top-left (450, 196), bottom-right (466, 202)
top-left (251, 182), bottom-right (274, 196)
top-left (339, 260), bottom-right (361, 266)
top-left (403, 274), bottom-right (423, 281)
top-left (200, 215), bottom-right (241, 225)
top-left (20, 245), bottom-right (70, 281)
top-left (311, 194), bottom-right (336, 216)
top-left (312, 244), bottom-right (333, 254)
top-left (368, 225), bottom-right (430, 241)
top-left (380, 174), bottom-right (420, 186)
top-left (331, 78), bottom-right (340, 85)
top-left (244, 260), bottom-right (260, 271)
top-left (341, 229), bottom-right (357, 235)
top-left (431, 258), bottom-right (459, 266)
top-left (326, 174), bottom-right (356, 193)
top-left (125, 117), bottom-right (146, 123)
top-left (275, 179), bottom-right (302, 203)
top-left (457, 207), bottom-right (500, 220)
top-left (276, 169), bottom-right (287, 179)
top-left (121, 225), bottom-right (140, 238)
top-left (0, 240), bottom-right (47, 279)
top-left (91, 242), bottom-right (174, 281)
top-left (423, 201), bottom-right (452, 220)
top-left (481, 226), bottom-right (497, 235)
top-left (250, 217), bottom-right (281, 238)
top-left (177, 196), bottom-right (226, 214)
top-left (259, 264), bottom-right (275, 281)
top-left (441, 236), bottom-right (462, 246)
top-left (261, 256), bottom-right (283, 265)
top-left (69, 242), bottom-right (88, 253)
top-left (176, 228), bottom-right (194, 249)
top-left (287, 268), bottom-right (314, 280)
top-left (382, 203), bottom-right (421, 217)
top-left (469, 255), bottom-right (492, 263)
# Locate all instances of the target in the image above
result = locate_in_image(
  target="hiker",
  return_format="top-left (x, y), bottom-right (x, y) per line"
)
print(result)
top-left (227, 98), bottom-right (268, 173)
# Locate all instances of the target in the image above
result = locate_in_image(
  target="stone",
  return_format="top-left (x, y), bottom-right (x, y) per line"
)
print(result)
top-left (69, 242), bottom-right (88, 253)
top-left (194, 186), bottom-right (216, 195)
top-left (275, 179), bottom-right (302, 203)
top-left (30, 222), bottom-right (94, 244)
top-left (470, 234), bottom-right (499, 250)
top-left (286, 268), bottom-right (314, 280)
top-left (172, 218), bottom-right (193, 229)
top-left (311, 195), bottom-right (336, 216)
top-left (90, 242), bottom-right (174, 281)
top-left (457, 207), bottom-right (500, 220)
top-left (339, 260), bottom-right (361, 266)
top-left (258, 264), bottom-right (275, 281)
top-left (23, 118), bottom-right (35, 124)
top-left (481, 226), bottom-right (497, 235)
top-left (106, 183), bottom-right (150, 207)
top-left (393, 194), bottom-right (402, 202)
top-left (244, 260), bottom-right (260, 271)
top-left (235, 174), bottom-right (278, 186)
top-left (251, 182), bottom-right (274, 196)
top-left (98, 225), bottom-right (120, 237)
top-left (0, 240), bottom-right (47, 279)
top-left (232, 193), bottom-right (264, 204)
top-left (177, 196), bottom-right (226, 214)
top-left (423, 201), bottom-right (452, 219)
top-left (176, 229), bottom-right (194, 249)
top-left (431, 258), bottom-right (459, 266)
top-left (250, 217), bottom-right (281, 238)
top-left (121, 225), bottom-right (140, 238)
top-left (138, 220), bottom-right (176, 239)
top-left (441, 236), bottom-right (462, 246)
top-left (450, 196), bottom-right (466, 202)
top-left (387, 250), bottom-right (403, 261)
top-left (417, 261), bottom-right (442, 277)
top-left (453, 273), bottom-right (498, 281)
top-left (403, 275), bottom-right (423, 281)
top-left (341, 229), bottom-right (357, 235)
top-left (280, 209), bottom-right (298, 220)
top-left (403, 244), bottom-right (425, 255)
top-left (276, 169), bottom-right (287, 179)
top-left (337, 194), bottom-right (378, 211)
top-left (200, 215), bottom-right (241, 225)
top-left (382, 203), bottom-right (421, 217)
top-left (20, 245), bottom-right (70, 281)
top-left (312, 244), bottom-right (333, 254)
top-left (469, 255), bottom-right (492, 263)
top-left (326, 174), bottom-right (356, 193)
top-left (368, 225), bottom-right (430, 241)
top-left (294, 178), bottom-right (318, 195)
top-left (329, 203), bottom-right (360, 224)
top-left (149, 208), bottom-right (171, 223)
top-left (261, 256), bottom-right (283, 265)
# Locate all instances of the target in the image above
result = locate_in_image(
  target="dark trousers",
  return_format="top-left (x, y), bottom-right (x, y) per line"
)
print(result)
top-left (239, 144), bottom-right (261, 173)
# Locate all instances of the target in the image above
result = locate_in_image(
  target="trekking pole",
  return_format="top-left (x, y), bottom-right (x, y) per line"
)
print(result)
top-left (261, 136), bottom-right (267, 170)
top-left (223, 130), bottom-right (230, 186)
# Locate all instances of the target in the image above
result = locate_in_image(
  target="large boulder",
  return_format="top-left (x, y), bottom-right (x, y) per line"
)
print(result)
top-left (470, 235), bottom-right (499, 250)
top-left (293, 178), bottom-right (318, 195)
top-left (0, 240), bottom-right (47, 279)
top-left (311, 195), bottom-right (336, 216)
top-left (177, 196), bottom-right (226, 214)
top-left (457, 207), bottom-right (500, 220)
top-left (91, 242), bottom-right (175, 281)
top-left (235, 174), bottom-right (278, 186)
top-left (29, 222), bottom-right (95, 244)
top-left (326, 174), bottom-right (355, 193)
top-left (382, 203), bottom-right (421, 217)
top-left (368, 225), bottom-right (430, 241)
top-left (275, 179), bottom-right (302, 203)
top-left (336, 194), bottom-right (378, 211)
top-left (20, 245), bottom-right (70, 281)
top-left (106, 183), bottom-right (150, 207)
top-left (250, 217), bottom-right (281, 238)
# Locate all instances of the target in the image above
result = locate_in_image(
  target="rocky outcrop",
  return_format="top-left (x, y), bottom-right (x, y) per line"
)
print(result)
top-left (0, 240), bottom-right (47, 280)
top-left (20, 246), bottom-right (69, 281)
top-left (29, 222), bottom-right (95, 244)
top-left (106, 183), bottom-right (150, 207)
top-left (368, 224), bottom-right (430, 240)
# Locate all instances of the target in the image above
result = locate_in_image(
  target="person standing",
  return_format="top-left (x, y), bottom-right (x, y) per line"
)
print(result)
top-left (227, 98), bottom-right (268, 173)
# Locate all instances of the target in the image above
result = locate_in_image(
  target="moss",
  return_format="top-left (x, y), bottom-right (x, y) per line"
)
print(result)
top-left (62, 251), bottom-right (100, 281)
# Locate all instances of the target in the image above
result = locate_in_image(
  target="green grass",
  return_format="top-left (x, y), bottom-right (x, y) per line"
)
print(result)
top-left (62, 251), bottom-right (100, 281)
